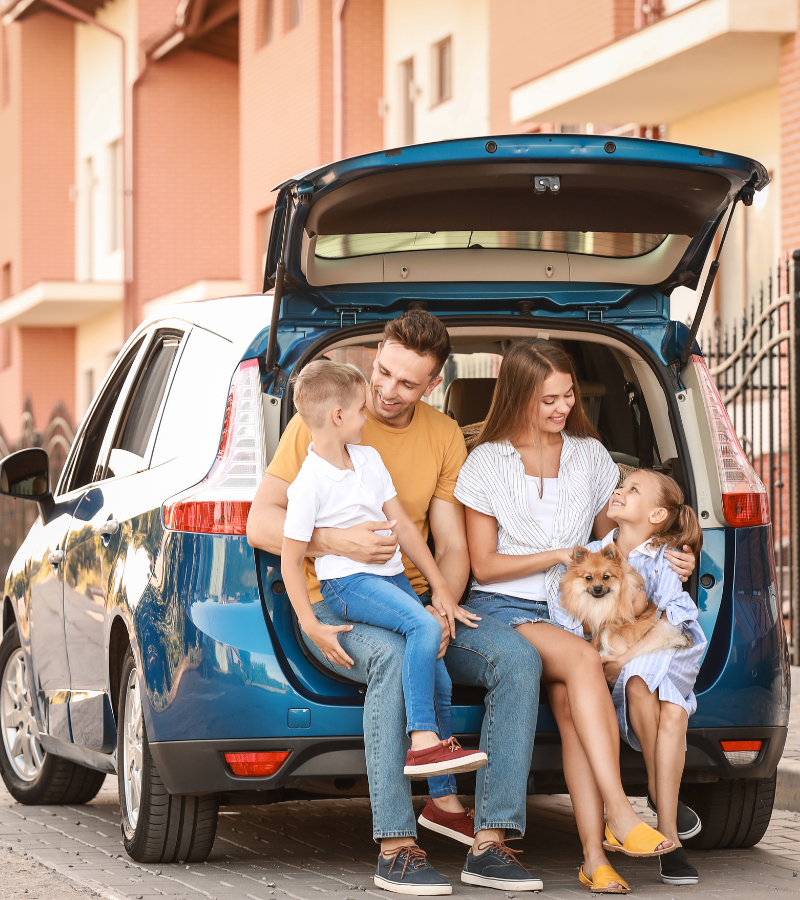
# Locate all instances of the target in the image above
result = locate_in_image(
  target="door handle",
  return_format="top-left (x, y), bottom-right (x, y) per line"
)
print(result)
top-left (48, 550), bottom-right (64, 566)
top-left (97, 518), bottom-right (119, 537)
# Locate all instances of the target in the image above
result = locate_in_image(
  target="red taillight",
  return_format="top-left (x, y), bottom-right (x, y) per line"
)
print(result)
top-left (720, 740), bottom-right (762, 765)
top-left (224, 750), bottom-right (290, 777)
top-left (691, 355), bottom-right (770, 528)
top-left (163, 359), bottom-right (266, 534)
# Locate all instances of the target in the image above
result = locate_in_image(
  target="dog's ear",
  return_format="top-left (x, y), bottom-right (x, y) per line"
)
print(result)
top-left (573, 546), bottom-right (588, 563)
top-left (603, 544), bottom-right (619, 562)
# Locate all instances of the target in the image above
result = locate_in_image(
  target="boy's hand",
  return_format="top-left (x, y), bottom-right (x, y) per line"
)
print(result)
top-left (303, 620), bottom-right (355, 669)
top-left (430, 588), bottom-right (481, 638)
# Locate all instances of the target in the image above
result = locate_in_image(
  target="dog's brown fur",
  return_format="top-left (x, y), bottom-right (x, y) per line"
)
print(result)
top-left (560, 544), bottom-right (693, 661)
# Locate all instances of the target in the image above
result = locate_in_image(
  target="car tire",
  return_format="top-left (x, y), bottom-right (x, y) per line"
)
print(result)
top-left (117, 646), bottom-right (218, 863)
top-left (680, 774), bottom-right (776, 849)
top-left (0, 623), bottom-right (106, 805)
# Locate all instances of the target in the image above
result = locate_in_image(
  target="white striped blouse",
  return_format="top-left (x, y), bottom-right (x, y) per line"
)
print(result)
top-left (454, 432), bottom-right (621, 635)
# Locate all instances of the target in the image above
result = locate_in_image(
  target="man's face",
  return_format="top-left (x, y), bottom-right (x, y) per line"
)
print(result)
top-left (368, 341), bottom-right (442, 425)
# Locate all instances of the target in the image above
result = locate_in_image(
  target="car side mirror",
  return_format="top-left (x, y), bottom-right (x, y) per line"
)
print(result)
top-left (0, 448), bottom-right (55, 522)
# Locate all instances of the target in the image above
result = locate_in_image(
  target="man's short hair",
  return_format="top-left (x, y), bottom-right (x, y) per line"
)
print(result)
top-left (383, 310), bottom-right (451, 376)
top-left (291, 360), bottom-right (365, 428)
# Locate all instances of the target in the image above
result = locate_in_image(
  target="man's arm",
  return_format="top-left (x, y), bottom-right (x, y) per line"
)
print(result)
top-left (246, 473), bottom-right (399, 563)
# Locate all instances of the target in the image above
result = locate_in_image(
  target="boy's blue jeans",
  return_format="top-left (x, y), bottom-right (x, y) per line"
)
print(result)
top-left (320, 572), bottom-right (457, 798)
top-left (306, 590), bottom-right (543, 840)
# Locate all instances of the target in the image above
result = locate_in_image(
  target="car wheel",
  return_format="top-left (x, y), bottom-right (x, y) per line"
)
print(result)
top-left (680, 774), bottom-right (776, 849)
top-left (0, 623), bottom-right (106, 805)
top-left (117, 647), bottom-right (218, 863)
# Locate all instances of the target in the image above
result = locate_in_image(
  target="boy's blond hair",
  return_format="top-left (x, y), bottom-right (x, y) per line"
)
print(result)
top-left (291, 360), bottom-right (366, 428)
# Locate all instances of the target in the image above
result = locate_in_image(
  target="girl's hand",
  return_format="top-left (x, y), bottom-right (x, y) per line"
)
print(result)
top-left (665, 545), bottom-right (695, 582)
top-left (431, 589), bottom-right (481, 638)
top-left (601, 653), bottom-right (625, 686)
top-left (304, 621), bottom-right (355, 669)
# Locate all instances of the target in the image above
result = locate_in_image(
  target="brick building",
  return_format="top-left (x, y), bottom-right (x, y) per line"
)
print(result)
top-left (0, 0), bottom-right (795, 446)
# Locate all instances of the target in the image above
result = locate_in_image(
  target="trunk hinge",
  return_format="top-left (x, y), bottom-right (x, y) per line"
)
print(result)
top-left (584, 307), bottom-right (608, 323)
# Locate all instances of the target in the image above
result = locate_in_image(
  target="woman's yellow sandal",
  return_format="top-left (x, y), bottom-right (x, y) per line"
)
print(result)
top-left (579, 865), bottom-right (630, 893)
top-left (603, 822), bottom-right (674, 857)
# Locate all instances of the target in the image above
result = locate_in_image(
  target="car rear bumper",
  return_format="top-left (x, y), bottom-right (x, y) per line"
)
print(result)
top-left (150, 725), bottom-right (788, 796)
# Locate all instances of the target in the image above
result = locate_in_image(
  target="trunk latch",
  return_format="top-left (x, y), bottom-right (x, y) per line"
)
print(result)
top-left (339, 309), bottom-right (361, 327)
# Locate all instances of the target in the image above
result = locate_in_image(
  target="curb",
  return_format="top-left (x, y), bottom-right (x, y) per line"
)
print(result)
top-left (776, 759), bottom-right (800, 812)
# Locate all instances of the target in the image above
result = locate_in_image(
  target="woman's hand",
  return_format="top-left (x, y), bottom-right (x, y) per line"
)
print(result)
top-left (665, 545), bottom-right (696, 582)
top-left (303, 620), bottom-right (355, 670)
top-left (430, 587), bottom-right (481, 638)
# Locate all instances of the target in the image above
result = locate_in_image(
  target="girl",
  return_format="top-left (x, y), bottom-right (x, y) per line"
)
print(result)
top-left (454, 340), bottom-right (697, 894)
top-left (591, 470), bottom-right (707, 886)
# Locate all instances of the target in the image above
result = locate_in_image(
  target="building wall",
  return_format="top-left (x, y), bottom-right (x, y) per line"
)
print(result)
top-left (76, 309), bottom-right (123, 417)
top-left (488, 0), bottom-right (634, 133)
top-left (383, 0), bottom-right (488, 148)
top-left (780, 6), bottom-right (800, 251)
top-left (133, 49), bottom-right (240, 322)
top-left (341, 0), bottom-right (383, 158)
top-left (240, 0), bottom-right (335, 292)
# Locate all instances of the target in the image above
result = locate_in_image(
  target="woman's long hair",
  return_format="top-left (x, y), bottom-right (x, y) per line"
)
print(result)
top-left (475, 339), bottom-right (599, 449)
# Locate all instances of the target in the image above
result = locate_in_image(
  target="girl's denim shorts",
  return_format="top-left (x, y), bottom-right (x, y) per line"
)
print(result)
top-left (464, 589), bottom-right (552, 628)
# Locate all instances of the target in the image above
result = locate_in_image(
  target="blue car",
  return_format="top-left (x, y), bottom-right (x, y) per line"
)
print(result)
top-left (0, 135), bottom-right (789, 864)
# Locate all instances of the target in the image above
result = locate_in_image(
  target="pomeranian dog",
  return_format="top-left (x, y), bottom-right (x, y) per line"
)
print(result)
top-left (560, 544), bottom-right (693, 663)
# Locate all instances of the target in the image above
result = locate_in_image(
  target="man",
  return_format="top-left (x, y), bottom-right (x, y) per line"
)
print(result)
top-left (247, 310), bottom-right (544, 895)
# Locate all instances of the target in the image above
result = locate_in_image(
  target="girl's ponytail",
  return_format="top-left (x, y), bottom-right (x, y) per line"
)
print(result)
top-left (639, 469), bottom-right (704, 556)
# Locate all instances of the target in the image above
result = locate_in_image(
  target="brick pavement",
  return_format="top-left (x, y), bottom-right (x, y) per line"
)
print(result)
top-left (0, 776), bottom-right (798, 900)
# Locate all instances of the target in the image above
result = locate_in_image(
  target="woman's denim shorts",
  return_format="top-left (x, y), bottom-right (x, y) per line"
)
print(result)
top-left (464, 589), bottom-right (552, 628)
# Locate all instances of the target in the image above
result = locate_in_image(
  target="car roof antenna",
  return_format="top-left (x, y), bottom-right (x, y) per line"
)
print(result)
top-left (264, 190), bottom-right (295, 387)
top-left (679, 193), bottom-right (742, 370)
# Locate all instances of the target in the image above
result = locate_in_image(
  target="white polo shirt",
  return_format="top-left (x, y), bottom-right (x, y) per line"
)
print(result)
top-left (284, 443), bottom-right (404, 582)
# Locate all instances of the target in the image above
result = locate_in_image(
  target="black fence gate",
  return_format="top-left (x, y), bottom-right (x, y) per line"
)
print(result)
top-left (701, 252), bottom-right (800, 664)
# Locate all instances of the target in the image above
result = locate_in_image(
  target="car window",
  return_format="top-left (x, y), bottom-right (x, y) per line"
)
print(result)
top-left (61, 338), bottom-right (145, 495)
top-left (105, 331), bottom-right (182, 480)
top-left (150, 327), bottom-right (238, 481)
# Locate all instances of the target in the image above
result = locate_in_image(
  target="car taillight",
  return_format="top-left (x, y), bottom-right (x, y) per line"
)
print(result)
top-left (162, 359), bottom-right (266, 534)
top-left (691, 355), bottom-right (770, 527)
top-left (224, 750), bottom-right (290, 777)
top-left (720, 740), bottom-right (762, 765)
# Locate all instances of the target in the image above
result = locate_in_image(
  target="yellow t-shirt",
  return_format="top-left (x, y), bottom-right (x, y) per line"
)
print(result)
top-left (267, 402), bottom-right (468, 603)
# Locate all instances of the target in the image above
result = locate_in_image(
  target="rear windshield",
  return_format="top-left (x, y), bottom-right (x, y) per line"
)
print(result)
top-left (315, 231), bottom-right (666, 260)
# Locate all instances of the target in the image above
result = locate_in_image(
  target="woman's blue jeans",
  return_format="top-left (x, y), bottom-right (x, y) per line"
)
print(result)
top-left (321, 573), bottom-right (456, 798)
top-left (304, 597), bottom-right (543, 841)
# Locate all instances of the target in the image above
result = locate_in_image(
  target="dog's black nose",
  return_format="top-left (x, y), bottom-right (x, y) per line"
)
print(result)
top-left (590, 585), bottom-right (607, 597)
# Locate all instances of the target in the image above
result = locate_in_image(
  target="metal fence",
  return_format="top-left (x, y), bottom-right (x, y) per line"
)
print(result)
top-left (700, 252), bottom-right (800, 664)
top-left (0, 403), bottom-right (74, 579)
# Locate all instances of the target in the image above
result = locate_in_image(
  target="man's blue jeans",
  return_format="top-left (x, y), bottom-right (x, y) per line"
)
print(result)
top-left (304, 599), bottom-right (543, 841)
top-left (321, 573), bottom-right (450, 735)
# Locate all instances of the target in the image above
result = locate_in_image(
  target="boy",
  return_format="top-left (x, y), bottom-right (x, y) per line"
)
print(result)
top-left (281, 359), bottom-right (487, 784)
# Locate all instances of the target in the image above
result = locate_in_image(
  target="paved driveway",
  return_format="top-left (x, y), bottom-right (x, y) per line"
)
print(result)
top-left (0, 777), bottom-right (798, 900)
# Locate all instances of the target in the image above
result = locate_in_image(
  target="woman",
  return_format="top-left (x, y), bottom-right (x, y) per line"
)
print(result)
top-left (454, 340), bottom-right (695, 894)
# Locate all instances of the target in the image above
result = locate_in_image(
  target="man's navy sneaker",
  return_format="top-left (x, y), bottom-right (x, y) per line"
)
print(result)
top-left (374, 846), bottom-right (452, 895)
top-left (646, 794), bottom-right (702, 840)
top-left (659, 847), bottom-right (699, 885)
top-left (461, 841), bottom-right (543, 892)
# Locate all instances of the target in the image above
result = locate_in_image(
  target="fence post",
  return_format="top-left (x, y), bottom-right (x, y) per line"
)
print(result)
top-left (791, 251), bottom-right (800, 664)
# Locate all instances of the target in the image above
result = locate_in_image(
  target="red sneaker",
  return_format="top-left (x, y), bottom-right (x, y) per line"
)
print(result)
top-left (418, 798), bottom-right (475, 846)
top-left (403, 738), bottom-right (487, 779)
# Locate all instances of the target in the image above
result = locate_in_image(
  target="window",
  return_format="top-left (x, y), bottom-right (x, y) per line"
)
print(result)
top-left (288, 0), bottom-right (302, 29)
top-left (431, 37), bottom-right (452, 107)
top-left (62, 338), bottom-right (144, 494)
top-left (315, 231), bottom-right (667, 260)
top-left (1, 263), bottom-right (10, 301)
top-left (259, 0), bottom-right (274, 45)
top-left (400, 58), bottom-right (415, 144)
top-left (107, 139), bottom-right (122, 253)
top-left (83, 156), bottom-right (95, 279)
top-left (83, 368), bottom-right (95, 415)
top-left (0, 264), bottom-right (11, 371)
top-left (106, 331), bottom-right (182, 479)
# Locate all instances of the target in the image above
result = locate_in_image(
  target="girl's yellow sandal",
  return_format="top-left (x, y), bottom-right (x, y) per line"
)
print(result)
top-left (579, 865), bottom-right (630, 894)
top-left (603, 822), bottom-right (674, 857)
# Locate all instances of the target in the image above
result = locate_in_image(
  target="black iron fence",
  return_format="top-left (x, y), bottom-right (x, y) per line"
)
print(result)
top-left (701, 252), bottom-right (800, 664)
top-left (0, 403), bottom-right (74, 579)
